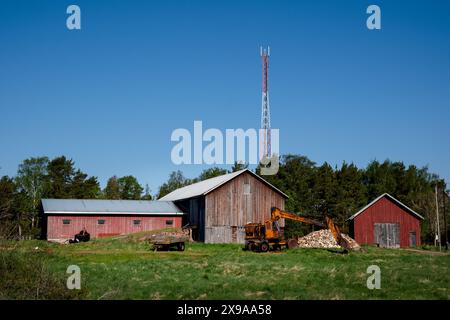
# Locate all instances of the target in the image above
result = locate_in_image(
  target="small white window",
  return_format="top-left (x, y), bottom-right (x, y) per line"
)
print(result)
top-left (243, 183), bottom-right (251, 195)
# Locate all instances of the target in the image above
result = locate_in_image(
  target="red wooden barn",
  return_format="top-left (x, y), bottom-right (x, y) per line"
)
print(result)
top-left (348, 193), bottom-right (424, 248)
top-left (41, 199), bottom-right (184, 240)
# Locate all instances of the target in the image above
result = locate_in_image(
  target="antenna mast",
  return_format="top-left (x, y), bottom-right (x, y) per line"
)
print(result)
top-left (260, 46), bottom-right (271, 158)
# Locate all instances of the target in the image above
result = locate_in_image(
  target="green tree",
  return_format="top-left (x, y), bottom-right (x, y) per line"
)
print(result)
top-left (157, 171), bottom-right (189, 199)
top-left (335, 162), bottom-right (368, 231)
top-left (44, 156), bottom-right (76, 198)
top-left (117, 176), bottom-right (143, 200)
top-left (231, 161), bottom-right (248, 172)
top-left (0, 176), bottom-right (17, 238)
top-left (15, 157), bottom-right (49, 230)
top-left (141, 184), bottom-right (152, 200)
top-left (198, 167), bottom-right (227, 181)
top-left (104, 176), bottom-right (121, 199)
top-left (363, 160), bottom-right (398, 200)
top-left (71, 170), bottom-right (101, 199)
top-left (259, 155), bottom-right (317, 238)
top-left (312, 162), bottom-right (338, 218)
top-left (44, 156), bottom-right (100, 199)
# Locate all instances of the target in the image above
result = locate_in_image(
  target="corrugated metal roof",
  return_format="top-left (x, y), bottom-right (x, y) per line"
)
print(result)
top-left (347, 193), bottom-right (424, 220)
top-left (159, 169), bottom-right (288, 201)
top-left (42, 199), bottom-right (184, 215)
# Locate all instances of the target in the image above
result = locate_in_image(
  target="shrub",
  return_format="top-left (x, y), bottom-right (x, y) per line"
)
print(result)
top-left (0, 251), bottom-right (85, 299)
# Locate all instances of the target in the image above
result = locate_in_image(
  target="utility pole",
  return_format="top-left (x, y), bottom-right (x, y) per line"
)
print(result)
top-left (443, 187), bottom-right (448, 251)
top-left (435, 184), bottom-right (441, 251)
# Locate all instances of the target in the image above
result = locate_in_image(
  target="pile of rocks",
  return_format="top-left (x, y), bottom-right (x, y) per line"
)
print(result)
top-left (297, 229), bottom-right (360, 250)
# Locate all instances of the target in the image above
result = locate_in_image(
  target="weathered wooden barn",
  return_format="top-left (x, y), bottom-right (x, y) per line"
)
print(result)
top-left (159, 169), bottom-right (288, 243)
top-left (41, 199), bottom-right (183, 240)
top-left (348, 193), bottom-right (424, 248)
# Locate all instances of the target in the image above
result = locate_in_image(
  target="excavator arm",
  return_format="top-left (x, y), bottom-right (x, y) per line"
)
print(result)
top-left (271, 207), bottom-right (325, 228)
top-left (270, 207), bottom-right (352, 251)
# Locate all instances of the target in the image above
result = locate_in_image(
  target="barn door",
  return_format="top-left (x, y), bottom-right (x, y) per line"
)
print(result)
top-left (374, 224), bottom-right (385, 247)
top-left (386, 224), bottom-right (400, 248)
top-left (409, 232), bottom-right (417, 247)
top-left (375, 223), bottom-right (400, 248)
top-left (392, 224), bottom-right (400, 248)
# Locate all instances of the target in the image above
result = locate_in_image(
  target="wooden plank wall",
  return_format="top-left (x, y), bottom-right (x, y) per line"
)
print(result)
top-left (205, 172), bottom-right (285, 243)
top-left (353, 196), bottom-right (421, 247)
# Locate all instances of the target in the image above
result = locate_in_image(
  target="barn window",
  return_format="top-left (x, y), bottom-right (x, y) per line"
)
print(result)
top-left (62, 219), bottom-right (71, 225)
top-left (165, 220), bottom-right (173, 226)
top-left (133, 220), bottom-right (141, 225)
top-left (243, 183), bottom-right (251, 195)
top-left (97, 219), bottom-right (106, 225)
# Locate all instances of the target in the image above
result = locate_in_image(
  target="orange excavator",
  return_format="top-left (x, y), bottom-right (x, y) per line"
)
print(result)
top-left (244, 207), bottom-right (351, 252)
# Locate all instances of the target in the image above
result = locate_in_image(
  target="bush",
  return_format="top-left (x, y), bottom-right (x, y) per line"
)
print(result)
top-left (0, 251), bottom-right (85, 299)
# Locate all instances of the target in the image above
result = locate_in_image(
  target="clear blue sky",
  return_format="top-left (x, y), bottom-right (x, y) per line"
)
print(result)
top-left (1, 0), bottom-right (449, 194)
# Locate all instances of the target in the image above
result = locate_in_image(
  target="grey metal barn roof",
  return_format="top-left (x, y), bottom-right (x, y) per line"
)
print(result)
top-left (159, 169), bottom-right (288, 201)
top-left (42, 199), bottom-right (184, 215)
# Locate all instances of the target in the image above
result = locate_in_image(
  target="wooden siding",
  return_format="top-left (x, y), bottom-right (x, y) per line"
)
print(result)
top-left (353, 196), bottom-right (421, 247)
top-left (204, 172), bottom-right (285, 243)
top-left (47, 215), bottom-right (182, 240)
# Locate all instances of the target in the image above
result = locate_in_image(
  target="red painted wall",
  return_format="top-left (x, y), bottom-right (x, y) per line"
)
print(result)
top-left (47, 215), bottom-right (182, 240)
top-left (353, 196), bottom-right (421, 247)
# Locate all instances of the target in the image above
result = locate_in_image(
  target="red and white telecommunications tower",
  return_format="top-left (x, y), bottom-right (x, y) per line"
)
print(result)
top-left (260, 46), bottom-right (271, 159)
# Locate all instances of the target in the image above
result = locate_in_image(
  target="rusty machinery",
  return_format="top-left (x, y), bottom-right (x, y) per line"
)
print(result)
top-left (244, 207), bottom-right (351, 252)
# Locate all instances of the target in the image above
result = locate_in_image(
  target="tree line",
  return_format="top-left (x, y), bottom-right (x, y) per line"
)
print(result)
top-left (0, 156), bottom-right (246, 239)
top-left (0, 155), bottom-right (448, 244)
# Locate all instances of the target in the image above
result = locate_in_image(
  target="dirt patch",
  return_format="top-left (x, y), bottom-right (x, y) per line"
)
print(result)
top-left (403, 248), bottom-right (450, 256)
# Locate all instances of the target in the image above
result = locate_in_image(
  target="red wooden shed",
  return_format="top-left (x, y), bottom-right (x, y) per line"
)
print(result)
top-left (348, 193), bottom-right (424, 248)
top-left (41, 199), bottom-right (184, 240)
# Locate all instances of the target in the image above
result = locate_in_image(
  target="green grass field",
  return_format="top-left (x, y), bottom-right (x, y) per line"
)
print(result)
top-left (1, 233), bottom-right (449, 300)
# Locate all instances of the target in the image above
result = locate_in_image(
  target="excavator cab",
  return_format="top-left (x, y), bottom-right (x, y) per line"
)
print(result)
top-left (264, 220), bottom-right (281, 240)
top-left (244, 223), bottom-right (264, 239)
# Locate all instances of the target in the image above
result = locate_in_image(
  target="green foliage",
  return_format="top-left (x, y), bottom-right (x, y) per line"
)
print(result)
top-left (0, 176), bottom-right (18, 238)
top-left (157, 170), bottom-right (191, 199)
top-left (44, 156), bottom-right (100, 199)
top-left (141, 184), bottom-right (152, 200)
top-left (231, 161), bottom-right (248, 172)
top-left (15, 157), bottom-right (49, 225)
top-left (104, 176), bottom-right (121, 199)
top-left (0, 250), bottom-right (86, 299)
top-left (105, 176), bottom-right (150, 200)
top-left (198, 167), bottom-right (228, 181)
top-left (0, 156), bottom-right (100, 239)
top-left (117, 176), bottom-right (143, 200)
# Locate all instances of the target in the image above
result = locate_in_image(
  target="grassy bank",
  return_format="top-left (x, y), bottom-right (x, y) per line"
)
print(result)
top-left (0, 236), bottom-right (448, 300)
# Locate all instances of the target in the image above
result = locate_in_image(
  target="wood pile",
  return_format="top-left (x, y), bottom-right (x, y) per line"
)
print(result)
top-left (297, 229), bottom-right (361, 250)
top-left (139, 229), bottom-right (190, 243)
